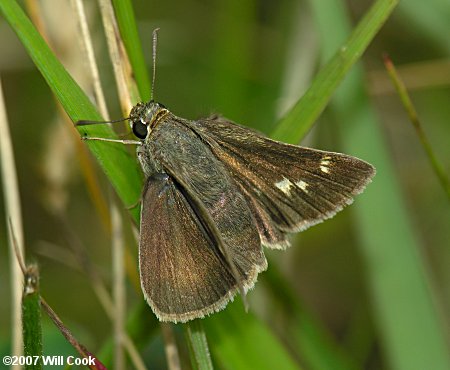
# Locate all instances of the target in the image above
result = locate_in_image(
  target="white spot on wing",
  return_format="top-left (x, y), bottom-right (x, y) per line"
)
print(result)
top-left (275, 177), bottom-right (293, 195)
top-left (320, 155), bottom-right (332, 173)
top-left (320, 165), bottom-right (329, 173)
top-left (295, 180), bottom-right (309, 193)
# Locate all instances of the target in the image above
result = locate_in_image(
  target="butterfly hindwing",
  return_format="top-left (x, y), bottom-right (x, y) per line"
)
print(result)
top-left (139, 173), bottom-right (242, 322)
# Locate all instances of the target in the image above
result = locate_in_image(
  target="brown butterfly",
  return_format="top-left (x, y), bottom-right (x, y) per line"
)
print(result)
top-left (78, 100), bottom-right (375, 323)
top-left (77, 29), bottom-right (375, 323)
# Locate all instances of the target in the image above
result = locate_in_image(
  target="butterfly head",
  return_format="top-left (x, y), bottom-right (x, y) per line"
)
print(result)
top-left (129, 100), bottom-right (168, 140)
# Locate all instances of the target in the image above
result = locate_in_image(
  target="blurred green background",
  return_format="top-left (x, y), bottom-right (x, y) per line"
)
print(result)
top-left (0, 0), bottom-right (449, 369)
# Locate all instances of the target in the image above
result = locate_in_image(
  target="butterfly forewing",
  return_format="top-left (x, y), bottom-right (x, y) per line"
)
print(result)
top-left (188, 117), bottom-right (375, 247)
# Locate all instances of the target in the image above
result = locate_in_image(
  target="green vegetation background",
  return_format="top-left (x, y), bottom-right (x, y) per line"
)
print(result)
top-left (0, 0), bottom-right (449, 369)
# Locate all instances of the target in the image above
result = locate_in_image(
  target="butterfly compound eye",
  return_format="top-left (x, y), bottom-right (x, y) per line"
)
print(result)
top-left (133, 121), bottom-right (148, 139)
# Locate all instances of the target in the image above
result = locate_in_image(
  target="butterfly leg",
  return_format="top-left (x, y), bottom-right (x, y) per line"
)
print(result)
top-left (81, 136), bottom-right (142, 145)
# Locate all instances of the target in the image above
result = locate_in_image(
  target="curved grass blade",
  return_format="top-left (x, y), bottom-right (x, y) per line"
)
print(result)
top-left (383, 54), bottom-right (450, 201)
top-left (0, 0), bottom-right (143, 221)
top-left (0, 78), bottom-right (24, 358)
top-left (111, 0), bottom-right (151, 102)
top-left (185, 321), bottom-right (214, 370)
top-left (272, 0), bottom-right (398, 143)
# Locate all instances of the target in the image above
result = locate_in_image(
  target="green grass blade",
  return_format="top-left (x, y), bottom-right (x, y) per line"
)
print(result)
top-left (112, 0), bottom-right (151, 101)
top-left (383, 55), bottom-right (450, 201)
top-left (0, 0), bottom-right (143, 221)
top-left (271, 0), bottom-right (398, 143)
top-left (22, 265), bottom-right (43, 370)
top-left (311, 1), bottom-right (450, 370)
top-left (185, 321), bottom-right (214, 370)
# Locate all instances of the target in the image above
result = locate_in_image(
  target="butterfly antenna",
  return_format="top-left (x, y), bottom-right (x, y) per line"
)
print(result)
top-left (151, 28), bottom-right (160, 101)
top-left (76, 117), bottom-right (129, 126)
